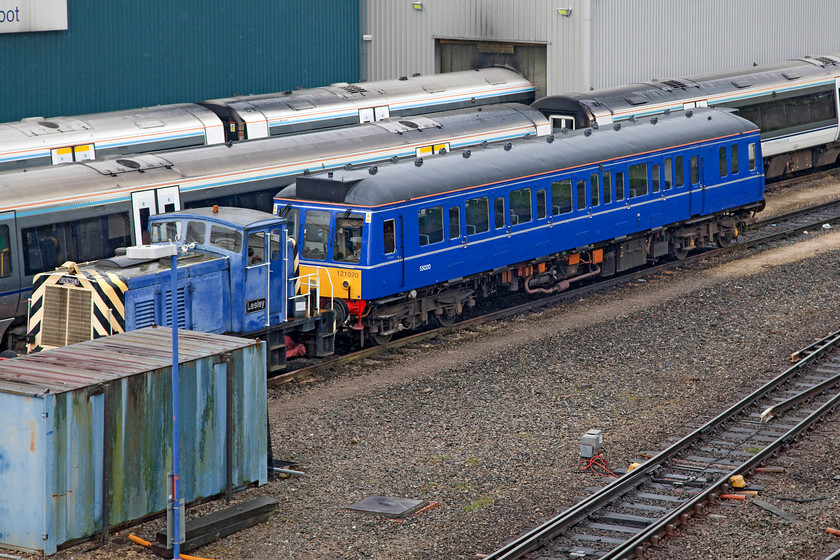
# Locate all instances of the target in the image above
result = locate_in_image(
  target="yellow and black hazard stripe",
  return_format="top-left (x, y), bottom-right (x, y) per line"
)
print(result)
top-left (291, 238), bottom-right (301, 295)
top-left (28, 265), bottom-right (130, 351)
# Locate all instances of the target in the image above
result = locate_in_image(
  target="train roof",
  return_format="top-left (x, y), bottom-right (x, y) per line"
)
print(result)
top-left (154, 206), bottom-right (282, 229)
top-left (532, 54), bottom-right (840, 119)
top-left (0, 103), bottom-right (545, 217)
top-left (278, 108), bottom-right (759, 208)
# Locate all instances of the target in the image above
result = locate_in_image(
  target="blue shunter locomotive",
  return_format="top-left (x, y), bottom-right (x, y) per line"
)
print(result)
top-left (274, 108), bottom-right (765, 343)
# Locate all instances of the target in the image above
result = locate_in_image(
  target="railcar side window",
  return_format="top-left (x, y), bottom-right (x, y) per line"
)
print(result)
top-left (536, 189), bottom-right (547, 219)
top-left (551, 179), bottom-right (573, 214)
top-left (0, 225), bottom-right (11, 278)
top-left (748, 143), bottom-right (756, 171)
top-left (590, 174), bottom-right (600, 207)
top-left (449, 207), bottom-right (461, 239)
top-left (675, 156), bottom-right (684, 187)
top-left (615, 171), bottom-right (626, 201)
top-left (210, 225), bottom-right (242, 252)
top-left (510, 187), bottom-right (532, 224)
top-left (690, 156), bottom-right (700, 184)
top-left (663, 159), bottom-right (674, 190)
top-left (603, 172), bottom-right (612, 204)
top-left (418, 206), bottom-right (444, 246)
top-left (494, 197), bottom-right (505, 229)
top-left (731, 144), bottom-right (739, 174)
top-left (108, 213), bottom-right (132, 254)
top-left (301, 210), bottom-right (330, 261)
top-left (465, 197), bottom-right (489, 234)
top-left (652, 164), bottom-right (661, 193)
top-left (629, 164), bottom-right (648, 198)
top-left (719, 147), bottom-right (727, 177)
top-left (383, 219), bottom-right (396, 254)
top-left (576, 180), bottom-right (586, 210)
top-left (334, 213), bottom-right (364, 263)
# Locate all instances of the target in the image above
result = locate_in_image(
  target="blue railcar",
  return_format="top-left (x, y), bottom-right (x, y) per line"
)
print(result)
top-left (274, 108), bottom-right (765, 343)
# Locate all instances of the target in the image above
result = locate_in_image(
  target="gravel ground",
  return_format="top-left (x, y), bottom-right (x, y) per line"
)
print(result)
top-left (23, 178), bottom-right (840, 560)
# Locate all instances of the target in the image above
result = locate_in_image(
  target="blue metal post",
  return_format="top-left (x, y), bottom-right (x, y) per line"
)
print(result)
top-left (171, 251), bottom-right (181, 560)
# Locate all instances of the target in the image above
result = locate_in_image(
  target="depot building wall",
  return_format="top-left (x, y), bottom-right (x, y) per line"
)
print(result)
top-left (0, 0), bottom-right (361, 122)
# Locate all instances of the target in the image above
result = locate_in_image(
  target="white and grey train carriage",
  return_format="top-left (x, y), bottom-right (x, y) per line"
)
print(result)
top-left (0, 102), bottom-right (549, 350)
top-left (0, 67), bottom-right (534, 171)
top-left (533, 54), bottom-right (840, 179)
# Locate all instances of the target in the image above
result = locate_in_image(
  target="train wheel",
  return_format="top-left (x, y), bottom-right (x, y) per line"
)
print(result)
top-left (435, 310), bottom-right (457, 327)
top-left (715, 231), bottom-right (733, 248)
top-left (671, 243), bottom-right (689, 260)
top-left (370, 331), bottom-right (392, 345)
top-left (321, 297), bottom-right (349, 327)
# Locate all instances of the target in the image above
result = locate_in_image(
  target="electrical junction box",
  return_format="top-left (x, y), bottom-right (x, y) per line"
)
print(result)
top-left (580, 429), bottom-right (603, 458)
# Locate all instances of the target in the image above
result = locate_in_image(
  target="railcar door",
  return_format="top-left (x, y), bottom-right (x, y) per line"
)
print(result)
top-left (688, 154), bottom-right (706, 216)
top-left (381, 216), bottom-right (405, 288)
top-left (0, 212), bottom-right (20, 346)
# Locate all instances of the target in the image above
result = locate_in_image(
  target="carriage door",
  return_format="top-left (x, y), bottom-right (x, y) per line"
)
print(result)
top-left (130, 186), bottom-right (181, 244)
top-left (689, 154), bottom-right (706, 216)
top-left (382, 217), bottom-right (404, 288)
top-left (0, 212), bottom-right (21, 343)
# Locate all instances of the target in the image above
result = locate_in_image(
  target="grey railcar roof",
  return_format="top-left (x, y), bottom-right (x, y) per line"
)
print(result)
top-left (280, 108), bottom-right (758, 207)
top-left (533, 54), bottom-right (840, 117)
top-left (0, 103), bottom-right (544, 214)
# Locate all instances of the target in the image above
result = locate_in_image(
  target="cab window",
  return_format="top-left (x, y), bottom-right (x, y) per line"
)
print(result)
top-left (247, 232), bottom-right (265, 266)
top-left (334, 213), bottom-right (364, 263)
top-left (209, 225), bottom-right (242, 252)
top-left (301, 210), bottom-right (330, 261)
top-left (151, 220), bottom-right (183, 243)
top-left (279, 207), bottom-right (300, 243)
top-left (185, 221), bottom-right (205, 244)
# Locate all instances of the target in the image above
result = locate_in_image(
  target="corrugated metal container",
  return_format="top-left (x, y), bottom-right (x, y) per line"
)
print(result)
top-left (363, 0), bottom-right (840, 96)
top-left (0, 327), bottom-right (267, 555)
top-left (0, 0), bottom-right (360, 122)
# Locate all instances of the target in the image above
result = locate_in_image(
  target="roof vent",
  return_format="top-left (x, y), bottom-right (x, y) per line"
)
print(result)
top-left (415, 158), bottom-right (423, 167)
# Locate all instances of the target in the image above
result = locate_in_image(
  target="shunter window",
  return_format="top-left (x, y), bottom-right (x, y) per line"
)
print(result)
top-left (248, 232), bottom-right (265, 265)
top-left (334, 213), bottom-right (364, 263)
top-left (629, 164), bottom-right (648, 197)
top-left (731, 144), bottom-right (740, 174)
top-left (719, 147), bottom-right (727, 177)
top-left (209, 225), bottom-right (242, 252)
top-left (0, 225), bottom-right (10, 278)
top-left (748, 143), bottom-right (756, 171)
top-left (449, 207), bottom-right (461, 239)
top-left (590, 174), bottom-right (600, 207)
top-left (509, 187), bottom-right (532, 224)
top-left (185, 221), bottom-right (206, 244)
top-left (383, 219), bottom-right (396, 254)
top-left (418, 206), bottom-right (444, 246)
top-left (302, 210), bottom-right (330, 261)
top-left (551, 179), bottom-right (572, 214)
top-left (151, 221), bottom-right (182, 244)
top-left (465, 197), bottom-right (489, 234)
top-left (690, 156), bottom-right (700, 184)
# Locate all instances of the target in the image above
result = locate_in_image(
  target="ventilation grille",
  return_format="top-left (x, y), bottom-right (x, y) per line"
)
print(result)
top-left (134, 300), bottom-right (156, 329)
top-left (340, 84), bottom-right (368, 95)
top-left (163, 288), bottom-right (187, 330)
top-left (42, 285), bottom-right (92, 347)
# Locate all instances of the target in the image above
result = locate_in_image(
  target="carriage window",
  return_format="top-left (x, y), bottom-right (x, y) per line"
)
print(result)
top-left (108, 213), bottom-right (131, 254)
top-left (383, 219), bottom-right (396, 254)
top-left (731, 144), bottom-right (739, 174)
top-left (690, 156), bottom-right (700, 184)
top-left (247, 232), bottom-right (265, 266)
top-left (629, 164), bottom-right (648, 197)
top-left (719, 146), bottom-right (727, 177)
top-left (675, 156), bottom-right (684, 186)
top-left (210, 225), bottom-right (242, 252)
top-left (510, 187), bottom-right (532, 224)
top-left (494, 197), bottom-right (506, 229)
top-left (551, 179), bottom-right (573, 214)
top-left (615, 171), bottom-right (626, 200)
top-left (590, 174), bottom-right (600, 206)
top-left (536, 189), bottom-right (547, 219)
top-left (603, 171), bottom-right (612, 204)
top-left (334, 213), bottom-right (364, 262)
top-left (449, 207), bottom-right (461, 239)
top-left (0, 225), bottom-right (10, 278)
top-left (748, 143), bottom-right (756, 170)
top-left (576, 180), bottom-right (586, 210)
top-left (652, 164), bottom-right (661, 193)
top-left (418, 206), bottom-right (444, 246)
top-left (664, 158), bottom-right (674, 190)
top-left (301, 210), bottom-right (330, 261)
top-left (465, 196), bottom-right (489, 234)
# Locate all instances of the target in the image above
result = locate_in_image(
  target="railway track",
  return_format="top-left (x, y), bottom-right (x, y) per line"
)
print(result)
top-left (480, 328), bottom-right (840, 559)
top-left (269, 196), bottom-right (840, 387)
